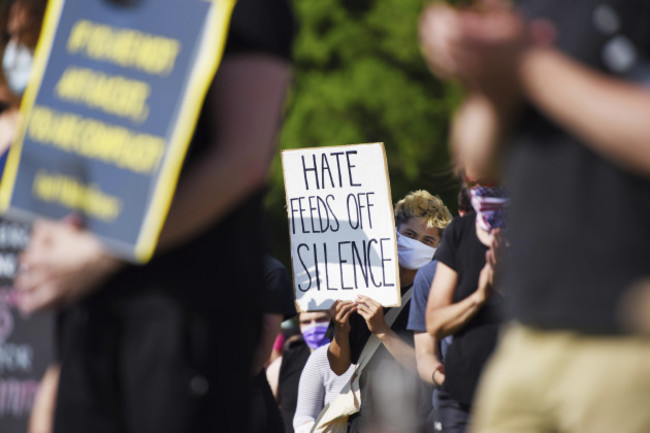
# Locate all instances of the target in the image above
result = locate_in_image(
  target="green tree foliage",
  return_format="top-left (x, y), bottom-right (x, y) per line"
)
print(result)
top-left (265, 0), bottom-right (462, 264)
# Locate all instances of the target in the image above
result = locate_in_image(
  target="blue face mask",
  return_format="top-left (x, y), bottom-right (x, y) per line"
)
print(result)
top-left (2, 40), bottom-right (33, 96)
top-left (302, 323), bottom-right (330, 351)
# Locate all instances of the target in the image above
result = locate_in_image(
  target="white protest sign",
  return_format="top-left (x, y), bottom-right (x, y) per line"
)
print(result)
top-left (282, 143), bottom-right (400, 312)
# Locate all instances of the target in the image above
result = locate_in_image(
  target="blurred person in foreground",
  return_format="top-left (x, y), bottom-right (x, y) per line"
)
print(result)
top-left (14, 0), bottom-right (294, 432)
top-left (0, 2), bottom-right (51, 433)
top-left (328, 190), bottom-right (452, 433)
top-left (420, 1), bottom-right (650, 432)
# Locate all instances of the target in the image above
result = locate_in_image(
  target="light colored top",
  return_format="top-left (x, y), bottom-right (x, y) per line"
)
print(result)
top-left (293, 343), bottom-right (355, 433)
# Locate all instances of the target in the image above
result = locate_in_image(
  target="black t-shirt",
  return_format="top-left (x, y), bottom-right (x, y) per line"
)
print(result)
top-left (56, 0), bottom-right (294, 379)
top-left (345, 293), bottom-right (413, 366)
top-left (263, 256), bottom-right (298, 318)
top-left (76, 0), bottom-right (294, 313)
top-left (506, 0), bottom-right (650, 334)
top-left (277, 337), bottom-right (311, 433)
top-left (324, 283), bottom-right (413, 369)
top-left (433, 213), bottom-right (503, 406)
top-left (55, 3), bottom-right (294, 431)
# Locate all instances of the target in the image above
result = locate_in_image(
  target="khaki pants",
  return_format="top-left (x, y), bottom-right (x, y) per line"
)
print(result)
top-left (470, 324), bottom-right (650, 433)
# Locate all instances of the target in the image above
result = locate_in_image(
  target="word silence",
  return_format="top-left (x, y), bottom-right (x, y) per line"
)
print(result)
top-left (283, 143), bottom-right (400, 312)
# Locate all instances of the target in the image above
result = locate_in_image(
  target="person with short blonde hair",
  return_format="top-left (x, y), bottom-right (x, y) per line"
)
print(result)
top-left (328, 189), bottom-right (452, 432)
top-left (394, 190), bottom-right (452, 233)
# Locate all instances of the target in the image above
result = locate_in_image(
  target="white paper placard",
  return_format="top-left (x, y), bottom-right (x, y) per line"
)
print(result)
top-left (282, 143), bottom-right (400, 312)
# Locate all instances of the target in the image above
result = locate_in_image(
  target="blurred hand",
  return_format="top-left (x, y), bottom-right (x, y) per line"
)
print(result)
top-left (420, 1), bottom-right (541, 110)
top-left (419, 3), bottom-right (461, 79)
top-left (355, 295), bottom-right (390, 335)
top-left (487, 227), bottom-right (509, 294)
top-left (432, 364), bottom-right (446, 387)
top-left (15, 218), bottom-right (122, 313)
top-left (455, 6), bottom-right (528, 100)
top-left (329, 300), bottom-right (357, 335)
top-left (476, 261), bottom-right (495, 303)
top-left (28, 363), bottom-right (60, 433)
top-left (486, 227), bottom-right (500, 268)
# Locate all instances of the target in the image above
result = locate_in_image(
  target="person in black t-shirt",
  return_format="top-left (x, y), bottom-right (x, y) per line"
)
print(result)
top-left (15, 1), bottom-right (294, 432)
top-left (419, 1), bottom-right (650, 432)
top-left (424, 210), bottom-right (503, 433)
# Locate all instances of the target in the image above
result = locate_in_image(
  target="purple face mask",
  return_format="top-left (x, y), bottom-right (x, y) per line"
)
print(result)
top-left (302, 323), bottom-right (330, 350)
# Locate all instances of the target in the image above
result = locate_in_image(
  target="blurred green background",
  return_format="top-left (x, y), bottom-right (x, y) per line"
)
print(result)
top-left (264, 0), bottom-right (463, 267)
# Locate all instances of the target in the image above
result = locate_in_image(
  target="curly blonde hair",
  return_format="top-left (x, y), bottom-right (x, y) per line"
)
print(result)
top-left (394, 190), bottom-right (452, 230)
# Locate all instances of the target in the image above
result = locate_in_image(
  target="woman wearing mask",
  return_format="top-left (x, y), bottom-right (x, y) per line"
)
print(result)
top-left (327, 190), bottom-right (452, 433)
top-left (273, 310), bottom-right (333, 433)
top-left (0, 0), bottom-right (45, 167)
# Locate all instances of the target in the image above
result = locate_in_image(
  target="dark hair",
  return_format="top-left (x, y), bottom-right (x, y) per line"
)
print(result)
top-left (457, 182), bottom-right (472, 214)
top-left (1, 0), bottom-right (47, 49)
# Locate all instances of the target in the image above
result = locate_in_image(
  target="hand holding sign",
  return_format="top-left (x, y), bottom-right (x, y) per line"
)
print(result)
top-left (329, 300), bottom-right (357, 334)
top-left (15, 218), bottom-right (121, 313)
top-left (355, 294), bottom-right (390, 335)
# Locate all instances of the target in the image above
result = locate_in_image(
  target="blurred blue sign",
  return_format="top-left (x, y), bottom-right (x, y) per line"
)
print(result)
top-left (0, 0), bottom-right (236, 262)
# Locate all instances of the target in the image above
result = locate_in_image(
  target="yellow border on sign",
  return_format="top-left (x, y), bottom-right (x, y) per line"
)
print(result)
top-left (0, 0), bottom-right (237, 263)
top-left (0, 0), bottom-right (64, 210)
top-left (134, 0), bottom-right (237, 262)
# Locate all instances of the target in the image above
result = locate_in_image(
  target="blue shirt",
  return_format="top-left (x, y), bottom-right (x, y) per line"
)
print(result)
top-left (407, 261), bottom-right (438, 333)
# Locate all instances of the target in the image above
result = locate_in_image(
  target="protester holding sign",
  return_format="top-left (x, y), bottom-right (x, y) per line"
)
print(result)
top-left (407, 185), bottom-right (473, 433)
top-left (14, 1), bottom-right (294, 432)
top-left (327, 190), bottom-right (452, 433)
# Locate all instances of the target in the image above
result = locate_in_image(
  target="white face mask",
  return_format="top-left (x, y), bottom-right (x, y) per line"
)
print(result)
top-left (396, 230), bottom-right (436, 270)
top-left (3, 40), bottom-right (33, 96)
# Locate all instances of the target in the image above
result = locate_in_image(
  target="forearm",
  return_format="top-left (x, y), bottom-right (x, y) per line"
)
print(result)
top-left (328, 329), bottom-right (352, 376)
top-left (414, 332), bottom-right (440, 385)
top-left (157, 55), bottom-right (291, 251)
top-left (28, 363), bottom-right (60, 433)
top-left (426, 290), bottom-right (485, 339)
top-left (158, 145), bottom-right (268, 250)
top-left (375, 329), bottom-right (417, 374)
top-left (293, 358), bottom-right (324, 433)
top-left (519, 47), bottom-right (650, 176)
top-left (452, 93), bottom-right (514, 183)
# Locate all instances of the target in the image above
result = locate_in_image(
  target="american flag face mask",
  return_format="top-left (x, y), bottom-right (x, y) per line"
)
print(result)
top-left (470, 186), bottom-right (509, 233)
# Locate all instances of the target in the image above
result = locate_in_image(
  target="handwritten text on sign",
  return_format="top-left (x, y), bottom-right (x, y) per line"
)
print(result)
top-left (282, 143), bottom-right (400, 312)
